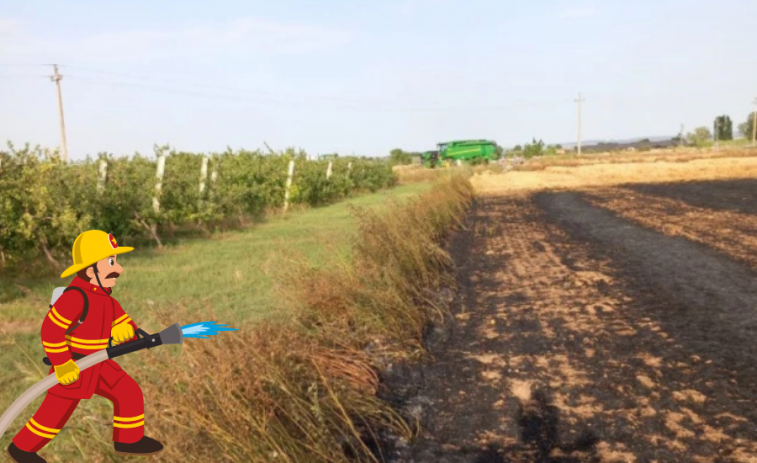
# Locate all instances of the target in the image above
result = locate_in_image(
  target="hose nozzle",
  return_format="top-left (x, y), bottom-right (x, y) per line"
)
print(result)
top-left (159, 322), bottom-right (183, 345)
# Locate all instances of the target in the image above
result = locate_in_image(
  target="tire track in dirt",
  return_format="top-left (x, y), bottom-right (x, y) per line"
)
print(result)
top-left (538, 192), bottom-right (757, 395)
top-left (389, 194), bottom-right (757, 463)
top-left (582, 187), bottom-right (757, 270)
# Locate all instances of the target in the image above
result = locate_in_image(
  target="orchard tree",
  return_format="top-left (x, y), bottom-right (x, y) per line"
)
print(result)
top-left (713, 115), bottom-right (733, 141)
top-left (738, 113), bottom-right (756, 140)
top-left (523, 138), bottom-right (545, 158)
top-left (686, 126), bottom-right (713, 147)
top-left (389, 148), bottom-right (413, 166)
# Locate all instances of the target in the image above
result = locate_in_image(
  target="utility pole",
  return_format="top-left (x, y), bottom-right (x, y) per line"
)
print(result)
top-left (574, 92), bottom-right (586, 155)
top-left (680, 124), bottom-right (685, 147)
top-left (50, 65), bottom-right (69, 162)
top-left (752, 98), bottom-right (757, 147)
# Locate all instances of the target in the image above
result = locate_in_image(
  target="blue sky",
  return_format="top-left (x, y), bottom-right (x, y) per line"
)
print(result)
top-left (1, 0), bottom-right (755, 159)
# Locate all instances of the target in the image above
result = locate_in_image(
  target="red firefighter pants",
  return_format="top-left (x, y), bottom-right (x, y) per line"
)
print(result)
top-left (12, 367), bottom-right (145, 452)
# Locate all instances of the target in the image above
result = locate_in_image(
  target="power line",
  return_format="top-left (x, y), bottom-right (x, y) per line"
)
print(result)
top-left (62, 73), bottom-right (564, 112)
top-left (62, 64), bottom-right (401, 106)
top-left (0, 74), bottom-right (49, 79)
top-left (3, 63), bottom-right (581, 113)
top-left (61, 64), bottom-right (573, 111)
top-left (0, 63), bottom-right (50, 67)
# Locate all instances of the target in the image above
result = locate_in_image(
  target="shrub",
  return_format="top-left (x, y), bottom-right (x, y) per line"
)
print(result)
top-left (0, 144), bottom-right (397, 273)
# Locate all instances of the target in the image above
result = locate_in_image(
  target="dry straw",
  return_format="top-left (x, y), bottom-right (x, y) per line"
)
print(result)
top-left (129, 174), bottom-right (473, 463)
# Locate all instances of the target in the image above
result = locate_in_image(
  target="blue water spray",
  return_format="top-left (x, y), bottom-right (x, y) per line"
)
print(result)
top-left (181, 321), bottom-right (238, 339)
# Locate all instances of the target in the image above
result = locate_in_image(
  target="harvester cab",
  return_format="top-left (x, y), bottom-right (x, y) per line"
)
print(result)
top-left (421, 150), bottom-right (442, 168)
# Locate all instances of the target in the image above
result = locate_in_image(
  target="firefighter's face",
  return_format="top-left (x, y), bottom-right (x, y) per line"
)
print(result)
top-left (87, 255), bottom-right (123, 288)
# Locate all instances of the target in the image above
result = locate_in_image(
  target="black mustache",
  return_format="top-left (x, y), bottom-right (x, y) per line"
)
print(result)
top-left (104, 272), bottom-right (120, 279)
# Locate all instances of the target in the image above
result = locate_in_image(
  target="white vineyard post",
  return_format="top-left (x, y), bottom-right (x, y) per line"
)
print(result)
top-left (97, 159), bottom-right (108, 193)
top-left (152, 149), bottom-right (167, 214)
top-left (326, 160), bottom-right (333, 180)
top-left (199, 155), bottom-right (209, 194)
top-left (347, 161), bottom-right (352, 178)
top-left (283, 159), bottom-right (295, 213)
top-left (210, 157), bottom-right (218, 184)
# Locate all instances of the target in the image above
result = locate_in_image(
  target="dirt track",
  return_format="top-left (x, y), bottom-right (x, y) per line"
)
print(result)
top-left (386, 173), bottom-right (757, 462)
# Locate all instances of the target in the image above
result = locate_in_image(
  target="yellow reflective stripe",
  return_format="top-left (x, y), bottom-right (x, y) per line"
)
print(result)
top-left (66, 341), bottom-right (108, 350)
top-left (114, 414), bottom-right (144, 422)
top-left (114, 318), bottom-right (132, 328)
top-left (26, 423), bottom-right (56, 439)
top-left (51, 307), bottom-right (71, 324)
top-left (30, 418), bottom-right (60, 434)
top-left (42, 341), bottom-right (68, 348)
top-left (44, 346), bottom-right (69, 353)
top-left (113, 314), bottom-right (129, 325)
top-left (48, 313), bottom-right (69, 330)
top-left (65, 336), bottom-right (110, 344)
top-left (113, 421), bottom-right (144, 429)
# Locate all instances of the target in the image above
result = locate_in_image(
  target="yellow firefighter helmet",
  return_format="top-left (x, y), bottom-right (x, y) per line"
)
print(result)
top-left (60, 230), bottom-right (134, 278)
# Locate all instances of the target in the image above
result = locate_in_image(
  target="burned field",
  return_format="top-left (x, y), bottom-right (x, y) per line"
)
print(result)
top-left (387, 178), bottom-right (757, 463)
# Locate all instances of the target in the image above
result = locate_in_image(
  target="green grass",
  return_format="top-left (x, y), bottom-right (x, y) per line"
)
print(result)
top-left (0, 182), bottom-right (431, 458)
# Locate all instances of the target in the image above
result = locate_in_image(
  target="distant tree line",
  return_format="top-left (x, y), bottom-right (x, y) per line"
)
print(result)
top-left (686, 113), bottom-right (755, 147)
top-left (390, 111), bottom-right (756, 163)
top-left (507, 139), bottom-right (563, 158)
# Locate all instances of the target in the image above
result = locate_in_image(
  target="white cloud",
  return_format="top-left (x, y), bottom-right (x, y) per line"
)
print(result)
top-left (0, 18), bottom-right (353, 64)
top-left (560, 6), bottom-right (599, 19)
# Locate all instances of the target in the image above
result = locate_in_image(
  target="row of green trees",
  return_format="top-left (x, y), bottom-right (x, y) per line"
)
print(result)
top-left (508, 139), bottom-right (563, 158)
top-left (0, 144), bottom-right (396, 270)
top-left (687, 113), bottom-right (756, 147)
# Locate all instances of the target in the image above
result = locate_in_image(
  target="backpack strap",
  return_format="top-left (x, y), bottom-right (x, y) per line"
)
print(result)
top-left (42, 286), bottom-right (90, 365)
top-left (62, 286), bottom-right (89, 335)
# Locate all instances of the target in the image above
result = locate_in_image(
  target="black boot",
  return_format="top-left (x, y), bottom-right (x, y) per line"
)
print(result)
top-left (6, 443), bottom-right (47, 463)
top-left (114, 436), bottom-right (164, 456)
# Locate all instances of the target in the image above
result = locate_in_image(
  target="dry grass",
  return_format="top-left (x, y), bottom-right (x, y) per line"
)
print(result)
top-left (394, 164), bottom-right (504, 185)
top-left (128, 174), bottom-right (474, 463)
top-left (472, 151), bottom-right (757, 194)
top-left (392, 165), bottom-right (446, 184)
top-left (514, 146), bottom-right (757, 172)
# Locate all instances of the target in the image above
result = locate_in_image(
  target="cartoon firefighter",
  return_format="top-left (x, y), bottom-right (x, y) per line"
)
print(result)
top-left (6, 230), bottom-right (164, 463)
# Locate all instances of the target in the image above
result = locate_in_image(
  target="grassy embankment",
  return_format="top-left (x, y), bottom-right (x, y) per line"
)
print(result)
top-left (0, 181), bottom-right (442, 462)
top-left (0, 177), bottom-right (474, 463)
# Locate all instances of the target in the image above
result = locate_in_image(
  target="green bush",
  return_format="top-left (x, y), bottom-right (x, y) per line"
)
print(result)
top-left (0, 144), bottom-right (396, 272)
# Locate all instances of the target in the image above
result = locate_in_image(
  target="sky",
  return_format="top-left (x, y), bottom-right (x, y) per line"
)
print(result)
top-left (0, 0), bottom-right (755, 159)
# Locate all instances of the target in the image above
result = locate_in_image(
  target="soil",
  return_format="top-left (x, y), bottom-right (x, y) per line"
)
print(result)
top-left (383, 183), bottom-right (757, 463)
top-left (624, 179), bottom-right (757, 216)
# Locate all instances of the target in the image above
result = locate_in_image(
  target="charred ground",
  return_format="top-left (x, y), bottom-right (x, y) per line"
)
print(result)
top-left (384, 178), bottom-right (757, 463)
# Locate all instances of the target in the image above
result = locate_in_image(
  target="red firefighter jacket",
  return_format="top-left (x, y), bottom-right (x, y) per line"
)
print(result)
top-left (41, 276), bottom-right (138, 399)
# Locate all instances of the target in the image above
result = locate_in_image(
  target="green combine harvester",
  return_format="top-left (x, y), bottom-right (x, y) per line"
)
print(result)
top-left (421, 140), bottom-right (497, 167)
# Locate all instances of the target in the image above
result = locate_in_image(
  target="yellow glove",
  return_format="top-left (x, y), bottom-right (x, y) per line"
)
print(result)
top-left (54, 360), bottom-right (80, 385)
top-left (111, 323), bottom-right (135, 346)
